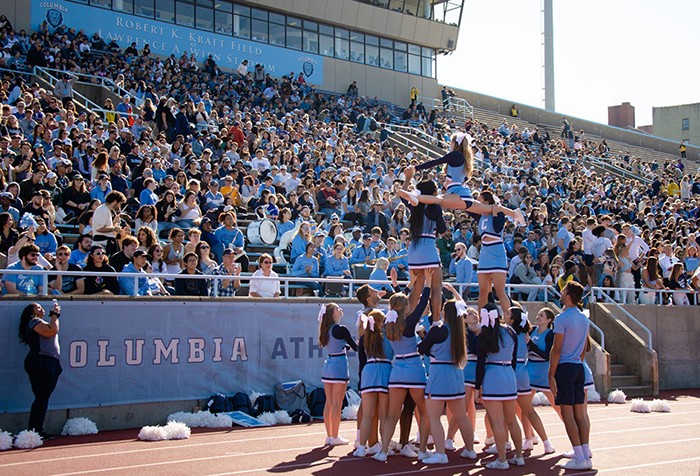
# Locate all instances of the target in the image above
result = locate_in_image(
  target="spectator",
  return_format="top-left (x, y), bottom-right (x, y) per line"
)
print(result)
top-left (249, 253), bottom-right (280, 298)
top-left (211, 248), bottom-right (241, 296)
top-left (2, 243), bottom-right (43, 294)
top-left (118, 249), bottom-right (151, 296)
top-left (174, 252), bottom-right (208, 296)
top-left (291, 242), bottom-right (325, 296)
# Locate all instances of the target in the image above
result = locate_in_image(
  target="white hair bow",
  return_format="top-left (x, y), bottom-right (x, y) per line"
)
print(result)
top-left (520, 310), bottom-right (529, 328)
top-left (317, 304), bottom-right (327, 323)
top-left (455, 300), bottom-right (468, 317)
top-left (385, 309), bottom-right (399, 324)
top-left (360, 313), bottom-right (375, 331)
top-left (480, 308), bottom-right (498, 328)
top-left (454, 132), bottom-right (474, 146)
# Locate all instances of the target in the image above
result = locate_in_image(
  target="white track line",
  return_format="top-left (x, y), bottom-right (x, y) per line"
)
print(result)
top-left (565, 456), bottom-right (700, 476)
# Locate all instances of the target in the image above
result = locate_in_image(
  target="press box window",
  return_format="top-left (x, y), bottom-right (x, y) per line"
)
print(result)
top-left (682, 118), bottom-right (690, 131)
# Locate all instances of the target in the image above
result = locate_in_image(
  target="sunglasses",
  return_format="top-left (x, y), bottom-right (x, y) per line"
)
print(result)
top-left (57, 252), bottom-right (70, 256)
top-left (200, 245), bottom-right (210, 250)
top-left (92, 251), bottom-right (105, 256)
top-left (262, 260), bottom-right (272, 264)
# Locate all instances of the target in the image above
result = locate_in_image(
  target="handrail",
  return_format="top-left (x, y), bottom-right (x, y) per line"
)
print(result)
top-left (591, 286), bottom-right (653, 350)
top-left (33, 66), bottom-right (102, 113)
top-left (585, 154), bottom-right (651, 185)
top-left (587, 318), bottom-right (606, 351)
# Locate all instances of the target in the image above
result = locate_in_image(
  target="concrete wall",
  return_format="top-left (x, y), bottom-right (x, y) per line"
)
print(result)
top-left (653, 103), bottom-right (700, 146)
top-left (0, 0), bottom-right (30, 31)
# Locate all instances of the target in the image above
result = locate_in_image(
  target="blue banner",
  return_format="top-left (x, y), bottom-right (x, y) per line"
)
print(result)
top-left (0, 300), bottom-right (360, 412)
top-left (31, 0), bottom-right (323, 81)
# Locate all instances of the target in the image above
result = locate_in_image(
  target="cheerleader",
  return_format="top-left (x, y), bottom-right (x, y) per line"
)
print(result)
top-left (374, 279), bottom-right (433, 462)
top-left (526, 308), bottom-right (561, 413)
top-left (475, 303), bottom-right (524, 470)
top-left (398, 132), bottom-right (524, 225)
top-left (418, 297), bottom-right (477, 465)
top-left (353, 310), bottom-right (394, 457)
top-left (506, 307), bottom-right (555, 454)
top-left (319, 303), bottom-right (358, 446)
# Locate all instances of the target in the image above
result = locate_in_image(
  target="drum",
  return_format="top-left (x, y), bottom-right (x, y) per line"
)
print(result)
top-left (247, 219), bottom-right (278, 245)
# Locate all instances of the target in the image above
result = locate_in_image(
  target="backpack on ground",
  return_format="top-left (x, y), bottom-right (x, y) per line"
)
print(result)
top-left (228, 392), bottom-right (253, 415)
top-left (206, 393), bottom-right (232, 413)
top-left (275, 380), bottom-right (309, 413)
top-left (252, 394), bottom-right (277, 416)
top-left (307, 387), bottom-right (326, 418)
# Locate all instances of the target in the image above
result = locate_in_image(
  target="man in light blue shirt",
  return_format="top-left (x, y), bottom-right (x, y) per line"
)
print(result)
top-left (118, 250), bottom-right (151, 296)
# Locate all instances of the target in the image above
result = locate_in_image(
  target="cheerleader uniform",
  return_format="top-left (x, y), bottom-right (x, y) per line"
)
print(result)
top-left (388, 287), bottom-right (431, 389)
top-left (419, 322), bottom-right (466, 400)
top-left (515, 332), bottom-right (532, 396)
top-left (463, 329), bottom-right (478, 388)
top-left (583, 361), bottom-right (595, 391)
top-left (407, 204), bottom-right (446, 269)
top-left (360, 335), bottom-right (395, 394)
top-left (415, 150), bottom-right (476, 208)
top-left (476, 213), bottom-right (508, 274)
top-left (321, 324), bottom-right (358, 384)
top-left (527, 328), bottom-right (554, 392)
top-left (475, 325), bottom-right (518, 401)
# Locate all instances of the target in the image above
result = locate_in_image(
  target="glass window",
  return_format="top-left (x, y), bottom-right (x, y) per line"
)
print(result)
top-left (251, 19), bottom-right (267, 42)
top-left (408, 53), bottom-right (421, 75)
top-left (233, 14), bottom-right (250, 38)
top-left (269, 22), bottom-right (285, 45)
top-left (350, 30), bottom-right (363, 42)
top-left (269, 12), bottom-right (285, 24)
top-left (287, 27), bottom-right (302, 50)
top-left (334, 27), bottom-right (349, 39)
top-left (319, 24), bottom-right (333, 35)
top-left (195, 5), bottom-right (213, 30)
top-left (197, 0), bottom-right (212, 5)
top-left (422, 56), bottom-right (433, 77)
top-left (114, 0), bottom-right (133, 13)
top-left (380, 38), bottom-right (393, 48)
top-left (380, 47), bottom-right (393, 69)
top-left (251, 7), bottom-right (267, 20)
top-left (214, 1), bottom-right (231, 12)
top-left (394, 51), bottom-right (407, 72)
top-left (394, 41), bottom-right (407, 52)
top-left (287, 16), bottom-right (301, 27)
top-left (175, 1), bottom-right (195, 26)
top-left (135, 0), bottom-right (154, 17)
top-left (366, 44), bottom-right (379, 66)
top-left (682, 118), bottom-right (690, 131)
top-left (389, 0), bottom-right (405, 12)
top-left (319, 34), bottom-right (334, 57)
top-left (408, 44), bottom-right (421, 55)
top-left (422, 46), bottom-right (433, 57)
top-left (303, 30), bottom-right (318, 53)
top-left (303, 20), bottom-right (318, 31)
top-left (155, 0), bottom-right (174, 22)
top-left (215, 9), bottom-right (232, 34)
top-left (72, 0), bottom-right (88, 4)
top-left (365, 34), bottom-right (378, 46)
top-left (90, 0), bottom-right (112, 8)
top-left (335, 38), bottom-right (349, 60)
top-left (350, 41), bottom-right (364, 63)
top-left (233, 3), bottom-right (249, 16)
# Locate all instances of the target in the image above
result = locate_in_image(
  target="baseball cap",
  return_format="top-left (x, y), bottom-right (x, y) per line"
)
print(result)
top-left (222, 248), bottom-right (237, 256)
top-left (133, 249), bottom-right (148, 260)
top-left (352, 226), bottom-right (362, 233)
top-left (362, 233), bottom-right (372, 240)
top-left (46, 171), bottom-right (57, 179)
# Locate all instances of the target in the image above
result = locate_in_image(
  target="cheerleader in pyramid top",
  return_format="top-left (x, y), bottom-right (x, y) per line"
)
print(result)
top-left (373, 272), bottom-right (433, 463)
top-left (506, 306), bottom-right (555, 455)
top-left (398, 132), bottom-right (524, 225)
top-left (319, 302), bottom-right (358, 446)
top-left (417, 291), bottom-right (478, 465)
top-left (353, 310), bottom-right (394, 458)
top-left (475, 302), bottom-right (524, 470)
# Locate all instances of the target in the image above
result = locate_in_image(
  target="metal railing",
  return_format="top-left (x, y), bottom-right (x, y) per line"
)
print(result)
top-left (591, 286), bottom-right (653, 350)
top-left (33, 66), bottom-right (101, 112)
top-left (418, 95), bottom-right (473, 120)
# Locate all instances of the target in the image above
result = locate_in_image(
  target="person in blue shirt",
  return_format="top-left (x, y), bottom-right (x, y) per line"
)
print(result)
top-left (448, 242), bottom-right (474, 295)
top-left (548, 282), bottom-right (592, 471)
top-left (348, 227), bottom-right (363, 250)
top-left (290, 222), bottom-right (312, 263)
top-left (33, 218), bottom-right (57, 258)
top-left (556, 217), bottom-right (574, 254)
top-left (118, 250), bottom-right (151, 296)
top-left (453, 223), bottom-right (471, 247)
top-left (68, 234), bottom-right (92, 268)
top-left (350, 234), bottom-right (376, 265)
top-left (203, 181), bottom-right (224, 212)
top-left (213, 211), bottom-right (248, 271)
top-left (291, 243), bottom-right (325, 296)
top-left (369, 258), bottom-right (394, 294)
top-left (312, 232), bottom-right (328, 274)
top-left (324, 243), bottom-right (352, 278)
top-left (522, 230), bottom-right (539, 260)
top-left (90, 174), bottom-right (112, 203)
top-left (2, 244), bottom-right (44, 295)
top-left (139, 178), bottom-right (159, 206)
top-left (378, 237), bottom-right (408, 280)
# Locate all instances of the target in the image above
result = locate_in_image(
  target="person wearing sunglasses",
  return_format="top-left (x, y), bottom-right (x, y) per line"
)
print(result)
top-left (2, 243), bottom-right (43, 295)
top-left (82, 245), bottom-right (119, 295)
top-left (249, 253), bottom-right (280, 298)
top-left (48, 244), bottom-right (85, 295)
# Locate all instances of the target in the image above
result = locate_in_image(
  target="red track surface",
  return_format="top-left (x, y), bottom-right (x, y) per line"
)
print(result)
top-left (2, 391), bottom-right (699, 475)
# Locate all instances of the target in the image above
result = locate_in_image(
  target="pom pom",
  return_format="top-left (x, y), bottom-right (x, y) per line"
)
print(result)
top-left (0, 431), bottom-right (13, 450)
top-left (532, 392), bottom-right (550, 406)
top-left (341, 404), bottom-right (359, 421)
top-left (167, 411), bottom-right (232, 428)
top-left (345, 389), bottom-right (361, 407)
top-left (61, 417), bottom-right (98, 436)
top-left (164, 421), bottom-right (191, 440)
top-left (630, 398), bottom-right (651, 413)
top-left (256, 412), bottom-right (277, 426)
top-left (274, 411), bottom-right (292, 425)
top-left (167, 412), bottom-right (198, 427)
top-left (14, 430), bottom-right (43, 449)
top-left (587, 388), bottom-right (601, 403)
top-left (607, 389), bottom-right (627, 404)
top-left (249, 391), bottom-right (263, 406)
top-left (138, 426), bottom-right (168, 441)
top-left (650, 399), bottom-right (671, 412)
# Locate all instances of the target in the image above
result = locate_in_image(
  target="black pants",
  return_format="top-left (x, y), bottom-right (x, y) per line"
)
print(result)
top-left (24, 352), bottom-right (62, 433)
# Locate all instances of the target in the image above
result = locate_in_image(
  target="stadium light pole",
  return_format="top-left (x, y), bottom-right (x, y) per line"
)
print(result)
top-left (543, 0), bottom-right (555, 111)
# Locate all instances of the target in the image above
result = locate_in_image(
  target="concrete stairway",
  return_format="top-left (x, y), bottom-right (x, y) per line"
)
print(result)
top-left (608, 352), bottom-right (653, 397)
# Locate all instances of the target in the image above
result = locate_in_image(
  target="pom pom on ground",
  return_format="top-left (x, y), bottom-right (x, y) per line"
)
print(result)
top-left (249, 391), bottom-right (263, 406)
top-left (607, 389), bottom-right (627, 404)
top-left (345, 389), bottom-right (361, 407)
top-left (256, 412), bottom-right (277, 426)
top-left (650, 399), bottom-right (671, 412)
top-left (164, 421), bottom-right (191, 440)
top-left (14, 430), bottom-right (43, 449)
top-left (167, 411), bottom-right (232, 428)
top-left (532, 392), bottom-right (550, 406)
top-left (167, 412), bottom-right (198, 427)
top-left (341, 404), bottom-right (359, 421)
top-left (274, 411), bottom-right (292, 425)
top-left (0, 431), bottom-right (13, 450)
top-left (587, 388), bottom-right (601, 403)
top-left (138, 426), bottom-right (168, 441)
top-left (61, 417), bottom-right (98, 436)
top-left (630, 398), bottom-right (651, 413)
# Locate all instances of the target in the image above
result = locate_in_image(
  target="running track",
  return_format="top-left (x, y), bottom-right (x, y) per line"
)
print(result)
top-left (2, 391), bottom-right (699, 475)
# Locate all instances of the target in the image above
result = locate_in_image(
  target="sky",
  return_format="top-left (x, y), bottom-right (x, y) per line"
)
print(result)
top-left (437, 0), bottom-right (699, 127)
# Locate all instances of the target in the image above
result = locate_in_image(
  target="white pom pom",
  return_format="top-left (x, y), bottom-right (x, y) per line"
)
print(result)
top-left (341, 404), bottom-right (359, 421)
top-left (650, 399), bottom-right (671, 412)
top-left (14, 430), bottom-right (43, 449)
top-left (274, 411), bottom-right (292, 425)
top-left (164, 421), bottom-right (191, 440)
top-left (532, 392), bottom-right (550, 406)
top-left (256, 412), bottom-right (277, 426)
top-left (167, 412), bottom-right (197, 427)
top-left (607, 389), bottom-right (627, 404)
top-left (61, 417), bottom-right (99, 436)
top-left (249, 391), bottom-right (263, 406)
top-left (167, 411), bottom-right (232, 428)
top-left (345, 389), bottom-right (361, 407)
top-left (630, 398), bottom-right (651, 413)
top-left (0, 431), bottom-right (13, 450)
top-left (587, 388), bottom-right (601, 403)
top-left (138, 426), bottom-right (168, 441)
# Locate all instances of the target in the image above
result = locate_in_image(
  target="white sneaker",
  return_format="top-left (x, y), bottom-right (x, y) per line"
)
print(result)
top-left (366, 442), bottom-right (382, 455)
top-left (543, 441), bottom-right (555, 454)
top-left (353, 439), bottom-right (359, 449)
top-left (427, 434), bottom-right (434, 445)
top-left (485, 459), bottom-right (509, 470)
top-left (508, 456), bottom-right (525, 466)
top-left (563, 458), bottom-right (593, 470)
top-left (444, 438), bottom-right (455, 450)
top-left (328, 437), bottom-right (349, 446)
top-left (460, 449), bottom-right (477, 459)
top-left (532, 435), bottom-right (539, 445)
top-left (417, 450), bottom-right (433, 461)
top-left (473, 433), bottom-right (481, 444)
top-left (522, 439), bottom-right (533, 451)
top-left (562, 449), bottom-right (575, 459)
top-left (389, 440), bottom-right (400, 450)
top-left (484, 436), bottom-right (495, 445)
top-left (372, 451), bottom-right (387, 462)
top-left (400, 444), bottom-right (418, 458)
top-left (485, 444), bottom-right (499, 455)
top-left (325, 437), bottom-right (332, 446)
top-left (423, 453), bottom-right (449, 465)
top-left (353, 446), bottom-right (366, 458)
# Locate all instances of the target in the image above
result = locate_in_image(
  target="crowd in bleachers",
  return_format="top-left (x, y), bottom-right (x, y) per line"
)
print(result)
top-left (0, 16), bottom-right (699, 304)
